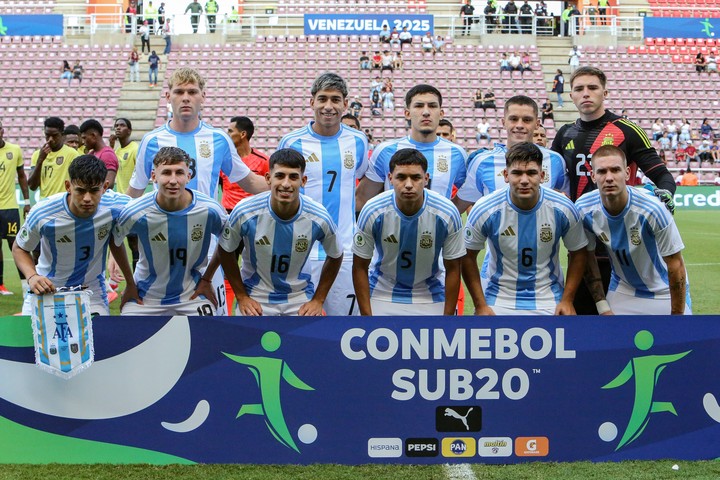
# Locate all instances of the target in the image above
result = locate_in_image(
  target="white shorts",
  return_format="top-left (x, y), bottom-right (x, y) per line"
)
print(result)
top-left (310, 258), bottom-right (358, 316)
top-left (607, 290), bottom-right (692, 316)
top-left (121, 297), bottom-right (217, 316)
top-left (370, 298), bottom-right (445, 316)
top-left (489, 305), bottom-right (555, 316)
top-left (22, 293), bottom-right (109, 317)
top-left (237, 301), bottom-right (304, 316)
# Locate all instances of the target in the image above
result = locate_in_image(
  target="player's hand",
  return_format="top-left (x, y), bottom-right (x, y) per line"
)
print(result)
top-left (599, 309), bottom-right (614, 316)
top-left (554, 300), bottom-right (576, 316)
top-left (28, 274), bottom-right (56, 295)
top-left (473, 305), bottom-right (496, 316)
top-left (237, 294), bottom-right (263, 316)
top-left (653, 188), bottom-right (675, 215)
top-left (107, 256), bottom-right (125, 283)
top-left (298, 299), bottom-right (325, 316)
top-left (38, 143), bottom-right (51, 162)
top-left (22, 204), bottom-right (31, 218)
top-left (120, 284), bottom-right (142, 311)
top-left (108, 133), bottom-right (117, 149)
top-left (191, 278), bottom-right (217, 308)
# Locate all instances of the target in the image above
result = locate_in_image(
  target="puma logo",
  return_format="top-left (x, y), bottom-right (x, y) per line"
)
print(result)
top-left (444, 407), bottom-right (473, 431)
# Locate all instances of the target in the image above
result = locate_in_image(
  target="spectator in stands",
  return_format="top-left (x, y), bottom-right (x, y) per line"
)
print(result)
top-left (422, 32), bottom-right (434, 53)
top-left (695, 52), bottom-right (706, 74)
top-left (706, 52), bottom-right (718, 74)
top-left (145, 1), bottom-right (158, 33)
top-left (184, 0), bottom-right (203, 34)
top-left (163, 22), bottom-right (172, 54)
top-left (388, 28), bottom-right (401, 48)
top-left (383, 77), bottom-right (394, 93)
top-left (568, 45), bottom-right (581, 74)
top-left (342, 113), bottom-right (360, 131)
top-left (699, 139), bottom-right (713, 162)
top-left (72, 60), bottom-right (84, 85)
top-left (379, 25), bottom-right (391, 43)
top-left (658, 131), bottom-right (671, 151)
top-left (651, 117), bottom-right (664, 141)
top-left (519, 0), bottom-right (533, 34)
top-left (521, 51), bottom-right (532, 71)
top-left (399, 27), bottom-right (413, 49)
top-left (597, 0), bottom-right (609, 24)
top-left (437, 118), bottom-right (457, 143)
top-left (712, 139), bottom-right (720, 162)
top-left (508, 51), bottom-right (524, 76)
top-left (139, 20), bottom-right (151, 54)
top-left (701, 118), bottom-right (714, 140)
top-left (158, 2), bottom-right (166, 33)
top-left (503, 0), bottom-right (520, 34)
top-left (371, 51), bottom-right (382, 69)
top-left (350, 96), bottom-right (363, 118)
top-left (433, 36), bottom-right (445, 55)
top-left (381, 51), bottom-right (394, 72)
top-left (148, 50), bottom-right (161, 87)
top-left (359, 51), bottom-right (370, 70)
top-left (533, 125), bottom-right (547, 147)
top-left (473, 88), bottom-right (484, 108)
top-left (552, 69), bottom-right (564, 107)
top-left (125, 1), bottom-right (137, 33)
top-left (680, 166), bottom-right (699, 186)
top-left (382, 87), bottom-right (395, 112)
top-left (675, 141), bottom-right (688, 163)
top-left (371, 89), bottom-right (381, 109)
top-left (541, 98), bottom-right (554, 124)
top-left (460, 0), bottom-right (475, 36)
top-left (482, 88), bottom-right (496, 110)
top-left (80, 119), bottom-right (119, 189)
top-left (484, 0), bottom-right (498, 33)
top-left (685, 141), bottom-right (699, 162)
top-left (475, 116), bottom-right (491, 143)
top-left (499, 53), bottom-right (512, 73)
top-left (64, 125), bottom-right (82, 151)
top-left (560, 4), bottom-right (572, 36)
top-left (60, 60), bottom-right (73, 86)
top-left (393, 52), bottom-right (403, 70)
top-left (678, 117), bottom-right (692, 144)
top-left (370, 75), bottom-right (382, 96)
top-left (205, 0), bottom-right (219, 33)
top-left (128, 47), bottom-right (140, 82)
top-left (535, 0), bottom-right (548, 29)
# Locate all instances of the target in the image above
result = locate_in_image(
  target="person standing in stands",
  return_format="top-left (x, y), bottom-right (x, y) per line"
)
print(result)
top-left (205, 0), bottom-right (219, 33)
top-left (185, 0), bottom-right (203, 33)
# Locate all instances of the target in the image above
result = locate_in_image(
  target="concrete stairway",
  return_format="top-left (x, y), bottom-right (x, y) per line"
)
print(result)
top-left (537, 36), bottom-right (577, 128)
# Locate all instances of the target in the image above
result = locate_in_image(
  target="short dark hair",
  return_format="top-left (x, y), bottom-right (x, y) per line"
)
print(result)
top-left (311, 72), bottom-right (348, 98)
top-left (114, 118), bottom-right (133, 131)
top-left (230, 116), bottom-right (255, 140)
top-left (570, 65), bottom-right (607, 89)
top-left (44, 117), bottom-right (65, 132)
top-left (505, 141), bottom-right (543, 168)
top-left (153, 146), bottom-right (191, 167)
top-left (79, 119), bottom-right (103, 136)
top-left (438, 118), bottom-right (454, 132)
top-left (68, 154), bottom-right (107, 185)
top-left (63, 124), bottom-right (80, 136)
top-left (389, 148), bottom-right (428, 173)
top-left (341, 113), bottom-right (360, 129)
top-left (505, 95), bottom-right (538, 117)
top-left (405, 84), bottom-right (443, 108)
top-left (269, 148), bottom-right (306, 173)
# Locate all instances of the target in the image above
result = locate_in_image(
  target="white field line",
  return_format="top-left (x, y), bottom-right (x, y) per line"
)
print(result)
top-left (444, 463), bottom-right (479, 480)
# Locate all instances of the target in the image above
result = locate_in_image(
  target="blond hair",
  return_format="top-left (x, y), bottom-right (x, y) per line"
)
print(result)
top-left (167, 67), bottom-right (206, 91)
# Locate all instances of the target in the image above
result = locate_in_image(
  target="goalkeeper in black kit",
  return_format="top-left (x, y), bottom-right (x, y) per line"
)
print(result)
top-left (551, 66), bottom-right (676, 315)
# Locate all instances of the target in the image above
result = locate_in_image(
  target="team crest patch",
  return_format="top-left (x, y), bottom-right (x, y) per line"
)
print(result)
top-left (601, 134), bottom-right (615, 146)
top-left (354, 233), bottom-right (365, 247)
top-left (436, 156), bottom-right (449, 173)
top-left (123, 153), bottom-right (129, 160)
top-left (343, 151), bottom-right (355, 169)
top-left (199, 141), bottom-right (212, 159)
top-left (56, 157), bottom-right (64, 165)
top-left (191, 224), bottom-right (203, 241)
top-left (542, 165), bottom-right (550, 183)
top-left (539, 223), bottom-right (553, 243)
top-left (419, 231), bottom-right (433, 249)
top-left (6, 152), bottom-right (12, 160)
top-left (295, 235), bottom-right (309, 253)
top-left (222, 227), bottom-right (232, 240)
top-left (630, 227), bottom-right (641, 246)
top-left (97, 224), bottom-right (110, 241)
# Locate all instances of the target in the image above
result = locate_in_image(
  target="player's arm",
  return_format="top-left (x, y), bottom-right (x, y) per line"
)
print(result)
top-left (28, 146), bottom-right (50, 191)
top-left (236, 172), bottom-right (269, 195)
top-left (299, 253), bottom-right (344, 316)
top-left (16, 166), bottom-right (31, 217)
top-left (555, 247), bottom-right (587, 315)
top-left (663, 251), bottom-right (687, 315)
top-left (461, 249), bottom-right (495, 316)
top-left (355, 177), bottom-right (383, 213)
top-left (218, 244), bottom-right (262, 316)
top-left (452, 195), bottom-right (474, 215)
top-left (190, 249), bottom-right (220, 308)
top-left (352, 254), bottom-right (372, 316)
top-left (11, 242), bottom-right (55, 294)
top-left (583, 247), bottom-right (613, 315)
top-left (109, 238), bottom-right (141, 310)
top-left (442, 257), bottom-right (462, 316)
top-left (104, 169), bottom-right (117, 191)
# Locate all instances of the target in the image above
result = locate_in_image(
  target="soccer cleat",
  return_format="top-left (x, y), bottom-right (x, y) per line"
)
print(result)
top-left (107, 290), bottom-right (119, 303)
top-left (0, 285), bottom-right (14, 295)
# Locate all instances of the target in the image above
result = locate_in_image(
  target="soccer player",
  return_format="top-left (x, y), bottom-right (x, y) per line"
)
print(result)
top-left (436, 118), bottom-right (457, 143)
top-left (110, 118), bottom-right (138, 198)
top-left (353, 148), bottom-right (465, 316)
top-left (114, 147), bottom-right (226, 316)
top-left (0, 120), bottom-right (30, 295)
top-left (551, 66), bottom-right (676, 314)
top-left (219, 149), bottom-right (343, 316)
top-left (533, 125), bottom-right (547, 147)
top-left (12, 155), bottom-right (133, 316)
top-left (341, 113), bottom-right (360, 130)
top-left (277, 72), bottom-right (368, 316)
top-left (576, 146), bottom-right (691, 315)
top-left (356, 84), bottom-right (467, 210)
top-left (28, 117), bottom-right (80, 199)
top-left (453, 95), bottom-right (567, 214)
top-left (79, 119), bottom-right (118, 189)
top-left (127, 68), bottom-right (267, 315)
top-left (463, 142), bottom-right (588, 315)
top-left (63, 124), bottom-right (82, 151)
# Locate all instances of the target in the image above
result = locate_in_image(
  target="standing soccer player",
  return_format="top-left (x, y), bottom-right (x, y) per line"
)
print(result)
top-left (453, 95), bottom-right (567, 214)
top-left (353, 149), bottom-right (465, 316)
top-left (28, 117), bottom-right (80, 199)
top-left (219, 149), bottom-right (342, 316)
top-left (356, 84), bottom-right (467, 211)
top-left (115, 147), bottom-right (226, 316)
top-left (551, 66), bottom-right (676, 314)
top-left (126, 68), bottom-right (267, 314)
top-left (463, 142), bottom-right (587, 315)
top-left (277, 72), bottom-right (368, 316)
top-left (576, 146), bottom-right (691, 315)
top-left (13, 155), bottom-right (133, 316)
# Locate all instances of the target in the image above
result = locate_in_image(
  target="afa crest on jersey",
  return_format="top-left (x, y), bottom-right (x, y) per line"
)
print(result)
top-left (419, 231), bottom-right (433, 249)
top-left (542, 164), bottom-right (550, 183)
top-left (343, 151), bottom-right (355, 169)
top-left (191, 224), bottom-right (203, 241)
top-left (97, 224), bottom-right (110, 241)
top-left (199, 141), bottom-right (212, 159)
top-left (630, 227), bottom-right (641, 246)
top-left (540, 223), bottom-right (553, 243)
top-left (437, 156), bottom-right (449, 173)
top-left (295, 235), bottom-right (309, 253)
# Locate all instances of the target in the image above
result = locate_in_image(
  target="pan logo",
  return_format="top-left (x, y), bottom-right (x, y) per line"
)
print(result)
top-left (441, 437), bottom-right (476, 458)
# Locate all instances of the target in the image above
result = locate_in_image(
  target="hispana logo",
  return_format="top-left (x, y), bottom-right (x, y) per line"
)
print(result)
top-left (367, 438), bottom-right (402, 458)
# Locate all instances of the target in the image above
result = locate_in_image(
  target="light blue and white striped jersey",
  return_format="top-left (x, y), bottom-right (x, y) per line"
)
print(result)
top-left (365, 136), bottom-right (468, 199)
top-left (465, 187), bottom-right (588, 310)
top-left (129, 121), bottom-right (251, 198)
top-left (278, 122), bottom-right (368, 260)
top-left (456, 143), bottom-right (568, 204)
top-left (17, 190), bottom-right (130, 306)
top-left (576, 187), bottom-right (687, 300)
top-left (219, 191), bottom-right (341, 305)
top-left (113, 190), bottom-right (227, 305)
top-left (353, 189), bottom-right (466, 304)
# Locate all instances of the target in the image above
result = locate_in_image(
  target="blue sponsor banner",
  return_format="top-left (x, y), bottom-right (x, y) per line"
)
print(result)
top-left (0, 14), bottom-right (63, 36)
top-left (0, 315), bottom-right (718, 464)
top-left (304, 14), bottom-right (433, 36)
top-left (645, 17), bottom-right (719, 39)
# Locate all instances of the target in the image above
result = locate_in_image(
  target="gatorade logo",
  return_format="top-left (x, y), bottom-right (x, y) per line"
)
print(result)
top-left (515, 436), bottom-right (549, 456)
